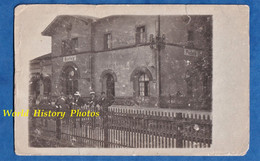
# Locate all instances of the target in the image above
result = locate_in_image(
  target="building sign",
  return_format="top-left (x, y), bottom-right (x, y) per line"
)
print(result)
top-left (184, 48), bottom-right (202, 57)
top-left (63, 55), bottom-right (76, 62)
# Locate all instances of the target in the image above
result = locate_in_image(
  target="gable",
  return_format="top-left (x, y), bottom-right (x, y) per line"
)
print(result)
top-left (42, 15), bottom-right (96, 36)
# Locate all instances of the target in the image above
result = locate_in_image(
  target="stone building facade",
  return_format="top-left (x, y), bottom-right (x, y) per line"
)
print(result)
top-left (30, 15), bottom-right (212, 110)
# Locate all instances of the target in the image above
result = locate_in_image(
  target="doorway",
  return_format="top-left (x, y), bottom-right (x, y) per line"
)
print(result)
top-left (62, 65), bottom-right (79, 95)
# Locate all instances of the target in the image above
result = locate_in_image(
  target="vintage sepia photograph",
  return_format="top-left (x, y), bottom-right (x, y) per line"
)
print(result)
top-left (29, 14), bottom-right (212, 148)
top-left (15, 5), bottom-right (249, 155)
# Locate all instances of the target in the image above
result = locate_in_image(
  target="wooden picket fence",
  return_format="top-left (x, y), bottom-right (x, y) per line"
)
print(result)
top-left (30, 105), bottom-right (212, 148)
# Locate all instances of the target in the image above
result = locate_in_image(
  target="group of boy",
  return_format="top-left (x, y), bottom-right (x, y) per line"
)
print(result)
top-left (55, 91), bottom-right (112, 109)
top-left (55, 90), bottom-right (113, 127)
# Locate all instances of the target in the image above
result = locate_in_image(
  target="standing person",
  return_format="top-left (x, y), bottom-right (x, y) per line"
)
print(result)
top-left (73, 91), bottom-right (85, 127)
top-left (88, 91), bottom-right (98, 128)
top-left (55, 92), bottom-right (69, 119)
top-left (98, 92), bottom-right (109, 120)
top-left (88, 91), bottom-right (97, 108)
top-left (66, 94), bottom-right (74, 108)
top-left (55, 92), bottom-right (66, 109)
top-left (55, 92), bottom-right (67, 136)
top-left (98, 92), bottom-right (111, 147)
top-left (98, 92), bottom-right (110, 112)
top-left (65, 94), bottom-right (74, 124)
top-left (74, 91), bottom-right (85, 108)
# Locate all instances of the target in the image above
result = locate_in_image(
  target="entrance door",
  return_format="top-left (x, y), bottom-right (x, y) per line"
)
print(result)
top-left (106, 74), bottom-right (115, 97)
top-left (63, 66), bottom-right (78, 95)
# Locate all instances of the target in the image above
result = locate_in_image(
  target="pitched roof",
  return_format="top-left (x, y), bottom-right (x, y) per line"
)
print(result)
top-left (42, 15), bottom-right (97, 36)
top-left (30, 53), bottom-right (52, 64)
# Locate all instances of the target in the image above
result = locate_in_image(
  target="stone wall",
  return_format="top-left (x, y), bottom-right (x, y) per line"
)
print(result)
top-left (51, 17), bottom-right (92, 57)
top-left (93, 16), bottom-right (157, 51)
top-left (93, 45), bottom-right (156, 98)
top-left (51, 53), bottom-right (92, 97)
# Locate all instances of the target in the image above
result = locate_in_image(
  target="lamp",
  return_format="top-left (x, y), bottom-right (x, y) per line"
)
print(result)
top-left (149, 33), bottom-right (166, 50)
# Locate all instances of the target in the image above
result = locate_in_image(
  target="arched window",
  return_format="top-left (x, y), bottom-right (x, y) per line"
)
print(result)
top-left (105, 74), bottom-right (115, 97)
top-left (138, 73), bottom-right (150, 96)
top-left (100, 69), bottom-right (117, 97)
top-left (131, 67), bottom-right (153, 97)
top-left (62, 66), bottom-right (79, 95)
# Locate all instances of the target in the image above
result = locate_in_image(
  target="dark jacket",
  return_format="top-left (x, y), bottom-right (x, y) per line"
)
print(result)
top-left (98, 97), bottom-right (110, 108)
top-left (74, 97), bottom-right (85, 108)
top-left (88, 97), bottom-right (98, 108)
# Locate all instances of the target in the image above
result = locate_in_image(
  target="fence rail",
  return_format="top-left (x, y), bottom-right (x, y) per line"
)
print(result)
top-left (30, 105), bottom-right (212, 148)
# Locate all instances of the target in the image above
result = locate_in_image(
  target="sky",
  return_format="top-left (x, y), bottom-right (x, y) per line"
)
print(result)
top-left (15, 5), bottom-right (103, 60)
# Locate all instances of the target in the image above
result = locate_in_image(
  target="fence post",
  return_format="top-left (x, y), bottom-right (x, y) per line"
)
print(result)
top-left (176, 112), bottom-right (183, 148)
top-left (103, 106), bottom-right (109, 147)
top-left (56, 108), bottom-right (61, 140)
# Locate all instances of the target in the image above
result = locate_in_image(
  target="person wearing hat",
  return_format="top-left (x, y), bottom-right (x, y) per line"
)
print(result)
top-left (55, 92), bottom-right (67, 108)
top-left (88, 90), bottom-right (98, 129)
top-left (72, 91), bottom-right (85, 128)
top-left (55, 92), bottom-right (69, 127)
top-left (74, 91), bottom-right (85, 107)
top-left (98, 92), bottom-right (110, 130)
top-left (88, 91), bottom-right (98, 108)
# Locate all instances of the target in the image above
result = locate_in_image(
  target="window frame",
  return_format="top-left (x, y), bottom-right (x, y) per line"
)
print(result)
top-left (71, 37), bottom-right (78, 50)
top-left (63, 66), bottom-right (79, 95)
top-left (104, 33), bottom-right (112, 50)
top-left (135, 25), bottom-right (146, 44)
top-left (138, 73), bottom-right (150, 97)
